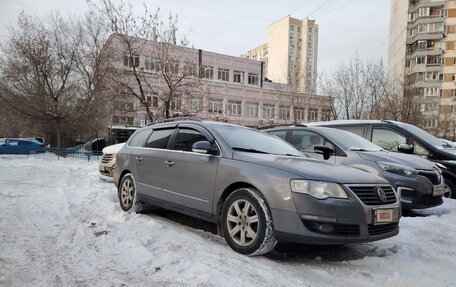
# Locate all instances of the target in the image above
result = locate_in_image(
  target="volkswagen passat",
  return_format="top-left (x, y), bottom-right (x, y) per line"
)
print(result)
top-left (113, 119), bottom-right (401, 256)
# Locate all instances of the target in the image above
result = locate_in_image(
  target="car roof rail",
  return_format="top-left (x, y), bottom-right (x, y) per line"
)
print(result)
top-left (257, 123), bottom-right (307, 130)
top-left (149, 116), bottom-right (203, 125)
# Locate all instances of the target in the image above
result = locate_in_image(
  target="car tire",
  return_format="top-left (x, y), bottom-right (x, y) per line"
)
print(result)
top-left (118, 173), bottom-right (144, 212)
top-left (445, 178), bottom-right (456, 199)
top-left (221, 188), bottom-right (277, 256)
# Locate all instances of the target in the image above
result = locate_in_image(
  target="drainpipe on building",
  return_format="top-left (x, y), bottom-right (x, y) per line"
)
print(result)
top-left (260, 61), bottom-right (264, 88)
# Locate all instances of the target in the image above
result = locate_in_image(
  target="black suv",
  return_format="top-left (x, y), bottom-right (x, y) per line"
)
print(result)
top-left (308, 120), bottom-right (456, 198)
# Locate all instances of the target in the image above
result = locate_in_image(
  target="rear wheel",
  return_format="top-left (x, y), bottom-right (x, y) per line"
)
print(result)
top-left (221, 188), bottom-right (276, 256)
top-left (118, 173), bottom-right (144, 212)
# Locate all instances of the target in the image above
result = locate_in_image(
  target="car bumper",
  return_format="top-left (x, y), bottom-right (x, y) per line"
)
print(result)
top-left (271, 185), bottom-right (401, 244)
top-left (382, 172), bottom-right (444, 210)
top-left (99, 160), bottom-right (115, 178)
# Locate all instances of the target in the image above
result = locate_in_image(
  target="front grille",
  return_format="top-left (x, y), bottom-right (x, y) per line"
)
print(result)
top-left (101, 154), bottom-right (114, 163)
top-left (418, 170), bottom-right (440, 185)
top-left (368, 223), bottom-right (398, 236)
top-left (348, 185), bottom-right (397, 205)
top-left (302, 220), bottom-right (360, 236)
top-left (417, 194), bottom-right (443, 206)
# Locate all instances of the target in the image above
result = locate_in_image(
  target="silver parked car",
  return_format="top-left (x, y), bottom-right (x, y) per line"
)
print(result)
top-left (267, 126), bottom-right (445, 210)
top-left (113, 119), bottom-right (401, 255)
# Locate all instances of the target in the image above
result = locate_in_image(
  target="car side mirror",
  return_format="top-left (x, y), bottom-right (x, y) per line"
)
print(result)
top-left (314, 145), bottom-right (334, 160)
top-left (192, 141), bottom-right (218, 155)
top-left (397, 143), bottom-right (413, 154)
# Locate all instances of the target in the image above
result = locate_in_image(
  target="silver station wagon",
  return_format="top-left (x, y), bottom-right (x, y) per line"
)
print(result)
top-left (113, 119), bottom-right (401, 255)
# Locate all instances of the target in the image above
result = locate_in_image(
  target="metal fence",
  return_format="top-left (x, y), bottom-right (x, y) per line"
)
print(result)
top-left (27, 147), bottom-right (103, 161)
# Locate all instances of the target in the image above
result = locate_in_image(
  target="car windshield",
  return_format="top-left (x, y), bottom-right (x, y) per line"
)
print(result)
top-left (320, 128), bottom-right (383, 151)
top-left (213, 125), bottom-right (302, 156)
top-left (396, 122), bottom-right (454, 149)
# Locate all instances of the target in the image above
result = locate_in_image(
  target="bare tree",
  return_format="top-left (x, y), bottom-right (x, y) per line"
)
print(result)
top-left (90, 0), bottom-right (202, 124)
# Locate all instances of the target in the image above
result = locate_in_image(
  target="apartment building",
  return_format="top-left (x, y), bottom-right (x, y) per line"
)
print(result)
top-left (389, 0), bottom-right (456, 136)
top-left (242, 16), bottom-right (318, 94)
top-left (101, 34), bottom-right (331, 141)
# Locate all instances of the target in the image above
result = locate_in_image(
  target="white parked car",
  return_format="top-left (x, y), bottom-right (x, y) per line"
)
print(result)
top-left (99, 143), bottom-right (125, 180)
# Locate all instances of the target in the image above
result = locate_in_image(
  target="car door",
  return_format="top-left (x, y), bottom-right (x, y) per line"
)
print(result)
top-left (136, 127), bottom-right (176, 201)
top-left (289, 129), bottom-right (337, 163)
top-left (161, 124), bottom-right (220, 215)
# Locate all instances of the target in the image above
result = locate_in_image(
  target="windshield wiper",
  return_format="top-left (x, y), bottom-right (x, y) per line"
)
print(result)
top-left (232, 147), bottom-right (269, 154)
top-left (349, 147), bottom-right (378, 152)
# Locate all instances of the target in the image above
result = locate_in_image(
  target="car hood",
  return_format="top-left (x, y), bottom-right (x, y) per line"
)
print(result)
top-left (232, 152), bottom-right (388, 184)
top-left (102, 143), bottom-right (125, 155)
top-left (357, 151), bottom-right (435, 170)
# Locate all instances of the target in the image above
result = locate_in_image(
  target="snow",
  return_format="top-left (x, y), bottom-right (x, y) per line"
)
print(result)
top-left (0, 155), bottom-right (455, 287)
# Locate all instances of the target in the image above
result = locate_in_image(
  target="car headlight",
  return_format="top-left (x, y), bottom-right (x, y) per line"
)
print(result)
top-left (377, 162), bottom-right (417, 178)
top-left (290, 180), bottom-right (348, 199)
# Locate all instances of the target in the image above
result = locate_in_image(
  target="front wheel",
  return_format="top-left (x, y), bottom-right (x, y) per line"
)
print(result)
top-left (444, 178), bottom-right (456, 199)
top-left (221, 188), bottom-right (276, 256)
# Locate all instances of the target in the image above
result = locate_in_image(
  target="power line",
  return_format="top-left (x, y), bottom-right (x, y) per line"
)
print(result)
top-left (313, 0), bottom-right (358, 19)
top-left (307, 0), bottom-right (333, 19)
top-left (288, 0), bottom-right (312, 17)
top-left (171, 0), bottom-right (274, 23)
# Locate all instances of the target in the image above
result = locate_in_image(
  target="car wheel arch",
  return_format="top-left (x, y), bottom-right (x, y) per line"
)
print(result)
top-left (216, 182), bottom-right (264, 235)
top-left (118, 170), bottom-right (132, 187)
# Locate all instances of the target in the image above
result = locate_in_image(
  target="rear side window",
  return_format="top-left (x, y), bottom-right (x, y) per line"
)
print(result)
top-left (372, 128), bottom-right (407, 151)
top-left (291, 130), bottom-right (334, 152)
top-left (337, 126), bottom-right (365, 137)
top-left (128, 130), bottom-right (151, 147)
top-left (269, 130), bottom-right (286, 140)
top-left (172, 129), bottom-right (209, 152)
top-left (145, 129), bottom-right (174, 149)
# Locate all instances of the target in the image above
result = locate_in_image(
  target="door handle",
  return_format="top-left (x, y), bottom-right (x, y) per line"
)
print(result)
top-left (165, 160), bottom-right (175, 167)
top-left (136, 156), bottom-right (143, 162)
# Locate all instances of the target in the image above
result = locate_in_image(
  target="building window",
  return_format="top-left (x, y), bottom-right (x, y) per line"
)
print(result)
top-left (439, 9), bottom-right (447, 18)
top-left (263, 104), bottom-right (275, 119)
top-left (248, 73), bottom-right (259, 85)
top-left (279, 106), bottom-right (290, 120)
top-left (123, 52), bottom-right (140, 67)
top-left (424, 87), bottom-right (440, 97)
top-left (114, 102), bottom-right (134, 111)
top-left (294, 108), bottom-right (305, 121)
top-left (416, 56), bottom-right (426, 64)
top-left (322, 111), bottom-right (331, 121)
top-left (113, 116), bottom-right (134, 125)
top-left (188, 98), bottom-right (201, 112)
top-left (246, 102), bottom-right (258, 117)
top-left (218, 68), bottom-right (230, 81)
top-left (183, 63), bottom-right (197, 76)
top-left (208, 98), bottom-right (223, 114)
top-left (201, 65), bottom-right (214, 79)
top-left (233, 70), bottom-right (245, 84)
top-left (227, 100), bottom-right (242, 116)
top-left (170, 98), bottom-right (181, 110)
top-left (418, 7), bottom-right (429, 17)
top-left (164, 61), bottom-right (179, 73)
top-left (309, 109), bottom-right (318, 121)
top-left (144, 57), bottom-right (160, 71)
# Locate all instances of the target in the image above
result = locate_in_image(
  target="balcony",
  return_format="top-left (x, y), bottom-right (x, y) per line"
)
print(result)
top-left (407, 32), bottom-right (445, 44)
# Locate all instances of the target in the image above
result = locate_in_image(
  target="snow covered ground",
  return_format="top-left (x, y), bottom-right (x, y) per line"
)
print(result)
top-left (0, 155), bottom-right (455, 287)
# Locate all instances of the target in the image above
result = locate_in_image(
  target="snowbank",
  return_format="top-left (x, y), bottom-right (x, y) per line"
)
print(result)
top-left (0, 156), bottom-right (454, 286)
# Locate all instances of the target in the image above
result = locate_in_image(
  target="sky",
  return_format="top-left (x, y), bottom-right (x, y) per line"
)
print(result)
top-left (0, 0), bottom-right (391, 73)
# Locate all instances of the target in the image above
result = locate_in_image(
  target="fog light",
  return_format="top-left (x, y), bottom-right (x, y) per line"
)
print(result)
top-left (318, 223), bottom-right (334, 234)
top-left (300, 213), bottom-right (337, 223)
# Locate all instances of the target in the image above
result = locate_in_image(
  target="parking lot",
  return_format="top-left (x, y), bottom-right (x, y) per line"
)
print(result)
top-left (0, 155), bottom-right (454, 287)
